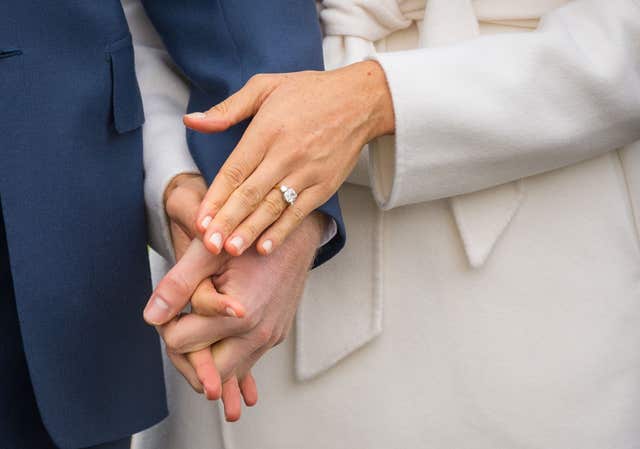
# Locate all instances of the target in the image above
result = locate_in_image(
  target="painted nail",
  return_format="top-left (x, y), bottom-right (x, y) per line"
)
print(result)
top-left (185, 112), bottom-right (207, 120)
top-left (201, 215), bottom-right (212, 229)
top-left (225, 307), bottom-right (238, 318)
top-left (209, 232), bottom-right (222, 251)
top-left (262, 240), bottom-right (273, 254)
top-left (144, 296), bottom-right (170, 324)
top-left (229, 236), bottom-right (244, 252)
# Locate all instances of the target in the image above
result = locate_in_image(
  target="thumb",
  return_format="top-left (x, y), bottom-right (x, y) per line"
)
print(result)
top-left (183, 74), bottom-right (276, 133)
top-left (143, 239), bottom-right (224, 325)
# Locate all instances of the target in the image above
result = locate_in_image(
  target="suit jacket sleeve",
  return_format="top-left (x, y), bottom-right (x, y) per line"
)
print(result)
top-left (369, 0), bottom-right (640, 209)
top-left (140, 0), bottom-right (346, 266)
top-left (124, 0), bottom-right (201, 262)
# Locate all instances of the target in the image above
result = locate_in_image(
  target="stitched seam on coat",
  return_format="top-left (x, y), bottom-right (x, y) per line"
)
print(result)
top-left (372, 207), bottom-right (384, 335)
top-left (451, 181), bottom-right (525, 268)
top-left (296, 200), bottom-right (384, 380)
top-left (615, 150), bottom-right (640, 254)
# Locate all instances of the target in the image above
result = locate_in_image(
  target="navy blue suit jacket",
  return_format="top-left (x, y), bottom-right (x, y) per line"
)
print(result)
top-left (0, 1), bottom-right (343, 448)
top-left (1, 2), bottom-right (165, 448)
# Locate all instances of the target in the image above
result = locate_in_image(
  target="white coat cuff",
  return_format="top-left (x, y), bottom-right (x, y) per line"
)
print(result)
top-left (319, 218), bottom-right (338, 248)
top-left (144, 148), bottom-right (199, 264)
top-left (366, 52), bottom-right (408, 210)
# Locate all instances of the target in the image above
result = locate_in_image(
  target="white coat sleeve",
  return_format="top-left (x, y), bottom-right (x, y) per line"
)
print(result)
top-left (369, 0), bottom-right (640, 209)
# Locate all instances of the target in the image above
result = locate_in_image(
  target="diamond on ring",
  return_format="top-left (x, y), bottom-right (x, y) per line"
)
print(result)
top-left (279, 185), bottom-right (297, 205)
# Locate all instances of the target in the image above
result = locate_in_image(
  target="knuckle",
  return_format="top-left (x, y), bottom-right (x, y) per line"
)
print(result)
top-left (202, 199), bottom-right (223, 216)
top-left (242, 310), bottom-right (262, 332)
top-left (236, 184), bottom-right (261, 209)
top-left (213, 98), bottom-right (231, 115)
top-left (263, 196), bottom-right (284, 217)
top-left (165, 189), bottom-right (185, 218)
top-left (268, 226), bottom-right (286, 245)
top-left (288, 143), bottom-right (307, 160)
top-left (163, 331), bottom-right (182, 353)
top-left (243, 222), bottom-right (260, 241)
top-left (190, 293), bottom-right (207, 313)
top-left (304, 167), bottom-right (325, 186)
top-left (317, 184), bottom-right (333, 199)
top-left (220, 164), bottom-right (246, 189)
top-left (255, 324), bottom-right (274, 346)
top-left (249, 73), bottom-right (277, 88)
top-left (163, 271), bottom-right (191, 297)
top-left (273, 332), bottom-right (286, 347)
top-left (289, 204), bottom-right (307, 224)
top-left (217, 214), bottom-right (237, 234)
top-left (248, 73), bottom-right (266, 85)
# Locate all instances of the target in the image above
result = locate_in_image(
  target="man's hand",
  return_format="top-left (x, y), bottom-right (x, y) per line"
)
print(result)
top-left (155, 173), bottom-right (252, 417)
top-left (146, 199), bottom-right (326, 420)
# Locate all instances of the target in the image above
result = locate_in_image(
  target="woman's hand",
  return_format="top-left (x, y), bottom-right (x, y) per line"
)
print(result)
top-left (185, 60), bottom-right (394, 256)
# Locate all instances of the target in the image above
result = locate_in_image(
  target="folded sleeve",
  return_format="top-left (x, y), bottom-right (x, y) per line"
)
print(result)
top-left (369, 0), bottom-right (640, 209)
top-left (124, 0), bottom-right (200, 262)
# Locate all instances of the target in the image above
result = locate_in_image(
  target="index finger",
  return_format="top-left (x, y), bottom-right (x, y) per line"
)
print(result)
top-left (196, 120), bottom-right (274, 248)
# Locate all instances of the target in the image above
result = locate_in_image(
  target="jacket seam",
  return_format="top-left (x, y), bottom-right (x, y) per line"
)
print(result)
top-left (217, 0), bottom-right (245, 84)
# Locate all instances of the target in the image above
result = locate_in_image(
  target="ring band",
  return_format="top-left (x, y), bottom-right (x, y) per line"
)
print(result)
top-left (277, 185), bottom-right (298, 205)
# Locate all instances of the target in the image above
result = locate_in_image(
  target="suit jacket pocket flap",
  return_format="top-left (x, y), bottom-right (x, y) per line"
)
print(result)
top-left (107, 35), bottom-right (145, 134)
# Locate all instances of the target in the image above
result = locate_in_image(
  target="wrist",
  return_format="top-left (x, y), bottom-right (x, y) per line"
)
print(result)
top-left (274, 212), bottom-right (326, 269)
top-left (349, 60), bottom-right (395, 140)
top-left (300, 212), bottom-right (328, 247)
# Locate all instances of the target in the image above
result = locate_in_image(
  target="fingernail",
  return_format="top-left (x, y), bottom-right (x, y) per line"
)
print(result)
top-left (225, 307), bottom-right (238, 318)
top-left (185, 112), bottom-right (207, 120)
top-left (229, 236), bottom-right (244, 252)
top-left (144, 296), bottom-right (170, 324)
top-left (262, 240), bottom-right (273, 254)
top-left (209, 232), bottom-right (222, 251)
top-left (201, 215), bottom-right (212, 229)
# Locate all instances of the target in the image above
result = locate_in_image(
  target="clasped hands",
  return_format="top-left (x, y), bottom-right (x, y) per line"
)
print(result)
top-left (142, 61), bottom-right (393, 421)
top-left (145, 174), bottom-right (326, 421)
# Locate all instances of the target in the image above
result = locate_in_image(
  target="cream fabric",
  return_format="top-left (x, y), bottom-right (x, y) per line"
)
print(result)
top-left (297, 0), bottom-right (640, 380)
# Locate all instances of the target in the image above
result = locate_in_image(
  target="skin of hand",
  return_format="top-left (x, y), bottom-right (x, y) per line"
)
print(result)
top-left (184, 60), bottom-right (394, 258)
top-left (191, 222), bottom-right (320, 421)
top-left (161, 173), bottom-right (255, 418)
top-left (149, 180), bottom-right (327, 420)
